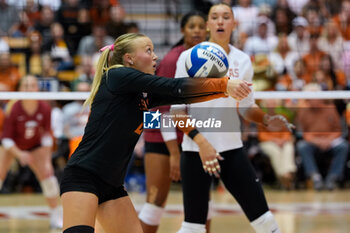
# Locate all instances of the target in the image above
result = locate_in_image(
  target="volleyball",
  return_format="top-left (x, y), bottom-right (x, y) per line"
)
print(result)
top-left (185, 42), bottom-right (229, 78)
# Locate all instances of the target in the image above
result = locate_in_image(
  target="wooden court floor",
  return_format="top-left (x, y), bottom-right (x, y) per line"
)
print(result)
top-left (1, 189), bottom-right (350, 233)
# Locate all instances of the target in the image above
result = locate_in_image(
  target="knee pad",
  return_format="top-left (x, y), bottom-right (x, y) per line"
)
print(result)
top-left (139, 202), bottom-right (165, 226)
top-left (207, 200), bottom-right (214, 220)
top-left (40, 176), bottom-right (60, 198)
top-left (250, 211), bottom-right (281, 233)
top-left (63, 225), bottom-right (94, 233)
top-left (177, 221), bottom-right (206, 233)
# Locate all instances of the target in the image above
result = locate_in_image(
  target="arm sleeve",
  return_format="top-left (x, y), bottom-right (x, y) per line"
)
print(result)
top-left (237, 57), bottom-right (255, 116)
top-left (106, 67), bottom-right (228, 107)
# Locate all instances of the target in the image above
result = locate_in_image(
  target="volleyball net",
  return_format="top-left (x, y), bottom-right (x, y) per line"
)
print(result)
top-left (0, 91), bottom-right (348, 100)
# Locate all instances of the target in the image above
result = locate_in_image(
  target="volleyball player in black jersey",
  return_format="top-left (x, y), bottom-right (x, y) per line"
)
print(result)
top-left (60, 33), bottom-right (252, 233)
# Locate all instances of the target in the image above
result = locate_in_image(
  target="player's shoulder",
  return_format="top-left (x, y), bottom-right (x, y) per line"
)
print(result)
top-left (6, 100), bottom-right (20, 114)
top-left (108, 66), bottom-right (144, 79)
top-left (178, 47), bottom-right (192, 61)
top-left (108, 66), bottom-right (132, 74)
top-left (169, 45), bottom-right (186, 55)
top-left (160, 45), bottom-right (186, 65)
top-left (228, 44), bottom-right (250, 61)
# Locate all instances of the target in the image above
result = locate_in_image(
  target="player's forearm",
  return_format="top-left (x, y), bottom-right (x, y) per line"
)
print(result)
top-left (164, 139), bottom-right (181, 156)
top-left (176, 77), bottom-right (229, 97)
top-left (170, 109), bottom-right (196, 134)
top-left (170, 113), bottom-right (206, 147)
top-left (241, 104), bottom-right (268, 126)
top-left (190, 131), bottom-right (208, 146)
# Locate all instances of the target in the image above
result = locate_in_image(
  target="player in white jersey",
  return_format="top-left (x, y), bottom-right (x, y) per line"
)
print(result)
top-left (172, 3), bottom-right (292, 233)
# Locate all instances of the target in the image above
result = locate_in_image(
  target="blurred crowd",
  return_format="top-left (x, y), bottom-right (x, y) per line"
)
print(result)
top-left (1, 0), bottom-right (350, 193)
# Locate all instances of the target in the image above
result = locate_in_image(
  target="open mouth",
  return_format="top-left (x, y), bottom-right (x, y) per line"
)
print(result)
top-left (217, 29), bottom-right (225, 32)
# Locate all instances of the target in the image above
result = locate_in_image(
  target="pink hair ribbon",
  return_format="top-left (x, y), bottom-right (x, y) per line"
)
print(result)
top-left (99, 44), bottom-right (115, 52)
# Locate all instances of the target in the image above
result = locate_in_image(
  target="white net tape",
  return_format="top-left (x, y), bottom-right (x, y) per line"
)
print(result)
top-left (0, 91), bottom-right (349, 100)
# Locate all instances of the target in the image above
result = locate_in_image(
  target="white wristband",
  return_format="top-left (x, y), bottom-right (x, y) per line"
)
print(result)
top-left (41, 135), bottom-right (53, 147)
top-left (2, 138), bottom-right (15, 149)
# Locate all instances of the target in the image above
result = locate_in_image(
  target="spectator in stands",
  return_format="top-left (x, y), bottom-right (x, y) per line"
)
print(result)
top-left (232, 0), bottom-right (259, 37)
top-left (71, 55), bottom-right (95, 90)
top-left (304, 7), bottom-right (323, 36)
top-left (62, 81), bottom-right (91, 158)
top-left (8, 0), bottom-right (41, 23)
top-left (244, 16), bottom-right (278, 56)
top-left (258, 99), bottom-right (296, 190)
top-left (276, 58), bottom-right (309, 90)
top-left (256, 4), bottom-right (276, 37)
top-left (312, 70), bottom-right (332, 90)
top-left (296, 83), bottom-right (349, 190)
top-left (0, 51), bottom-right (21, 91)
top-left (22, 0), bottom-right (41, 24)
top-left (40, 53), bottom-right (58, 79)
top-left (75, 8), bottom-right (92, 47)
top-left (318, 20), bottom-right (345, 70)
top-left (271, 6), bottom-right (294, 35)
top-left (106, 5), bottom-right (129, 39)
top-left (0, 0), bottom-right (19, 36)
top-left (55, 0), bottom-right (81, 53)
top-left (319, 54), bottom-right (346, 90)
top-left (333, 0), bottom-right (350, 41)
top-left (293, 59), bottom-right (311, 88)
top-left (42, 23), bottom-right (74, 70)
top-left (90, 0), bottom-right (113, 26)
top-left (269, 33), bottom-right (299, 76)
top-left (34, 6), bottom-right (55, 46)
top-left (9, 10), bottom-right (34, 38)
top-left (302, 33), bottom-right (326, 76)
top-left (77, 24), bottom-right (114, 57)
top-left (288, 16), bottom-right (310, 57)
top-left (302, 0), bottom-right (331, 20)
top-left (25, 31), bottom-right (42, 76)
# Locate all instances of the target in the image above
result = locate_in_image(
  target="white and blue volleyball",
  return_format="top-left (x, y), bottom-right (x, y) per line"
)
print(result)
top-left (185, 42), bottom-right (229, 78)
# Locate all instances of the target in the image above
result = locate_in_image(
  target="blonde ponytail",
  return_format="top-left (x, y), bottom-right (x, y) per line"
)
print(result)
top-left (84, 48), bottom-right (110, 107)
top-left (84, 33), bottom-right (147, 108)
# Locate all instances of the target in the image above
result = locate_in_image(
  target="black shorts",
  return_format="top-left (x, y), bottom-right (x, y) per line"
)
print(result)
top-left (60, 166), bottom-right (128, 204)
top-left (145, 142), bottom-right (170, 155)
top-left (144, 142), bottom-right (182, 156)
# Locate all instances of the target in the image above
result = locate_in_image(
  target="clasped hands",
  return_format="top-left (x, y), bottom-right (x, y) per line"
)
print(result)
top-left (226, 79), bottom-right (252, 101)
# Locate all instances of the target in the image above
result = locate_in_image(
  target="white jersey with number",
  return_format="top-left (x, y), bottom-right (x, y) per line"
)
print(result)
top-left (172, 44), bottom-right (254, 153)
